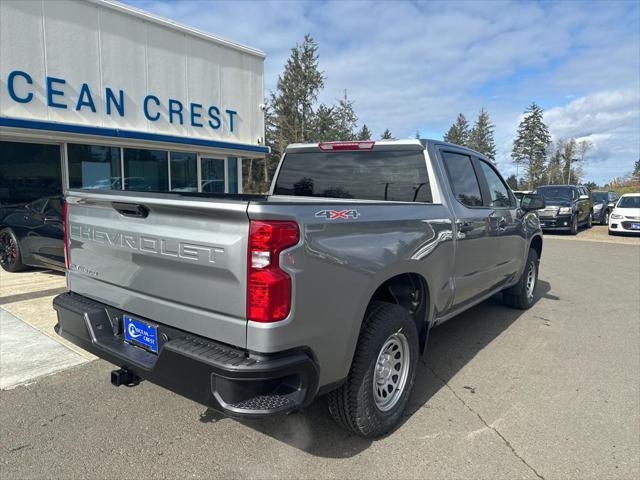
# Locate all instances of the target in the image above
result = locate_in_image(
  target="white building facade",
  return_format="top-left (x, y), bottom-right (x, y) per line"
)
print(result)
top-left (0, 0), bottom-right (267, 206)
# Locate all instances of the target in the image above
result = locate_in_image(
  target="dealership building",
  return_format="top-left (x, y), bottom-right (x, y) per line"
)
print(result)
top-left (0, 0), bottom-right (267, 207)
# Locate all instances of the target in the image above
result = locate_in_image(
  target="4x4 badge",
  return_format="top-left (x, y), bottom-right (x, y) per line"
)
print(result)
top-left (315, 209), bottom-right (360, 220)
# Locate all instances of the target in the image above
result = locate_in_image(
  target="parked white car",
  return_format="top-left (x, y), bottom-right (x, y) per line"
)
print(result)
top-left (608, 193), bottom-right (640, 235)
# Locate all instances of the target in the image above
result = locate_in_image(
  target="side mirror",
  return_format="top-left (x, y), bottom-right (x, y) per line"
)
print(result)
top-left (579, 194), bottom-right (589, 200)
top-left (608, 202), bottom-right (616, 208)
top-left (520, 193), bottom-right (545, 211)
top-left (43, 214), bottom-right (62, 224)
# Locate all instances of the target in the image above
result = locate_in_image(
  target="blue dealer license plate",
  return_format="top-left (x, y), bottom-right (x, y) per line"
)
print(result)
top-left (124, 315), bottom-right (158, 353)
top-left (631, 223), bottom-right (640, 230)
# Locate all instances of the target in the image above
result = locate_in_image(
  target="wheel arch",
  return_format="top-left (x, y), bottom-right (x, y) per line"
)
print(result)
top-left (368, 272), bottom-right (431, 353)
top-left (529, 234), bottom-right (543, 260)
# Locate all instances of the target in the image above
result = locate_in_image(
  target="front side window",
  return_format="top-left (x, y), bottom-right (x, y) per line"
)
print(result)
top-left (478, 160), bottom-right (512, 208)
top-left (441, 151), bottom-right (482, 207)
top-left (68, 144), bottom-right (121, 190)
top-left (273, 150), bottom-right (432, 202)
top-left (123, 148), bottom-right (168, 192)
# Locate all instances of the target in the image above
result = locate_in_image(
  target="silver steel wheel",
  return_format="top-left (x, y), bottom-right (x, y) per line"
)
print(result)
top-left (373, 332), bottom-right (411, 412)
top-left (525, 261), bottom-right (537, 300)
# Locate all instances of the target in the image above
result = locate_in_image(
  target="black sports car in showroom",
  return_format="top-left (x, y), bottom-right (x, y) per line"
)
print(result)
top-left (0, 196), bottom-right (65, 272)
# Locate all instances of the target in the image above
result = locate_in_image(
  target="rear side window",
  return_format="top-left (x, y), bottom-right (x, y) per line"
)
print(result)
top-left (273, 150), bottom-right (432, 202)
top-left (478, 160), bottom-right (512, 208)
top-left (441, 151), bottom-right (483, 207)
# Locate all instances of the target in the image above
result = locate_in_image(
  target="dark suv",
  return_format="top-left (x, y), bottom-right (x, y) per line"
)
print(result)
top-left (534, 185), bottom-right (593, 234)
top-left (591, 191), bottom-right (619, 225)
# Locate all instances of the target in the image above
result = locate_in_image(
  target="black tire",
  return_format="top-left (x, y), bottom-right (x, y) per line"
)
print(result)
top-left (503, 248), bottom-right (539, 310)
top-left (602, 210), bottom-right (609, 225)
top-left (0, 228), bottom-right (25, 272)
top-left (586, 212), bottom-right (593, 229)
top-left (569, 215), bottom-right (578, 235)
top-left (327, 301), bottom-right (419, 438)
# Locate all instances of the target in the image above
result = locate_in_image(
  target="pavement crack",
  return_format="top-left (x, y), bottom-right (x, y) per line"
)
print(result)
top-left (8, 444), bottom-right (32, 453)
top-left (424, 361), bottom-right (545, 480)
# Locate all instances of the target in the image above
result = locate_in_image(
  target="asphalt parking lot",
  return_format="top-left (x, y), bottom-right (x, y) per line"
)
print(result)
top-left (1, 234), bottom-right (639, 479)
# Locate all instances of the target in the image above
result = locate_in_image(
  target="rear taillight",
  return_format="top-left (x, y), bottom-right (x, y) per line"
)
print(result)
top-left (247, 220), bottom-right (299, 322)
top-left (62, 199), bottom-right (69, 270)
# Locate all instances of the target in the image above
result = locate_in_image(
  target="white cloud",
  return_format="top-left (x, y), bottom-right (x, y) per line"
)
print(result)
top-left (545, 89), bottom-right (640, 182)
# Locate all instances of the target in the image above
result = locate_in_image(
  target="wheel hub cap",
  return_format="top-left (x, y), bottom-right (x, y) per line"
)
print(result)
top-left (373, 332), bottom-right (411, 412)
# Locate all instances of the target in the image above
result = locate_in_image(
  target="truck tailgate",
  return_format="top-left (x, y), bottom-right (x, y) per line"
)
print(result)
top-left (65, 191), bottom-right (249, 348)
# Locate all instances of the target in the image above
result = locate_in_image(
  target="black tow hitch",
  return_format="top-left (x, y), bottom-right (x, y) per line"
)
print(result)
top-left (110, 368), bottom-right (141, 387)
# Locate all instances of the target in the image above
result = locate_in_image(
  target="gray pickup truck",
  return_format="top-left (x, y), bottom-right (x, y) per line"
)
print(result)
top-left (54, 139), bottom-right (545, 437)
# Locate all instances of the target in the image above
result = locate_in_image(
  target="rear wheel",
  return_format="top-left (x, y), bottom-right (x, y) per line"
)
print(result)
top-left (327, 301), bottom-right (419, 438)
top-left (0, 228), bottom-right (25, 272)
top-left (603, 210), bottom-right (610, 225)
top-left (586, 212), bottom-right (593, 229)
top-left (503, 248), bottom-right (539, 310)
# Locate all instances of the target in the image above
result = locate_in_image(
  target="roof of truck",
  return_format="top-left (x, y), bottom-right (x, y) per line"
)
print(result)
top-left (285, 139), bottom-right (489, 158)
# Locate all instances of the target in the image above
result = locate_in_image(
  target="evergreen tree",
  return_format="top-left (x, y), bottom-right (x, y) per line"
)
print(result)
top-left (505, 174), bottom-right (518, 190)
top-left (259, 35), bottom-right (324, 190)
top-left (270, 35), bottom-right (325, 152)
top-left (443, 113), bottom-right (469, 146)
top-left (511, 102), bottom-right (551, 189)
top-left (380, 129), bottom-right (394, 140)
top-left (356, 124), bottom-right (372, 140)
top-left (584, 181), bottom-right (598, 191)
top-left (333, 90), bottom-right (358, 140)
top-left (468, 109), bottom-right (496, 162)
top-left (415, 130), bottom-right (421, 139)
top-left (310, 104), bottom-right (337, 141)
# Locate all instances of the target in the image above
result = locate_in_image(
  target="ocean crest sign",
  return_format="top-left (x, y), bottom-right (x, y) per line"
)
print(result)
top-left (6, 70), bottom-right (238, 133)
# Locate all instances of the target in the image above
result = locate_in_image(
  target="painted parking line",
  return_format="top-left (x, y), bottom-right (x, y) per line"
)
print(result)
top-left (0, 307), bottom-right (88, 390)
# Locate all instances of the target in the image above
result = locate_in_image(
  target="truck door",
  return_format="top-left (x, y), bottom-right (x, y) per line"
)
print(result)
top-left (440, 150), bottom-right (497, 310)
top-left (475, 158), bottom-right (524, 284)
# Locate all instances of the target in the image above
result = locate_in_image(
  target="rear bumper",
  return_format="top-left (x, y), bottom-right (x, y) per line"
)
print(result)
top-left (53, 292), bottom-right (319, 417)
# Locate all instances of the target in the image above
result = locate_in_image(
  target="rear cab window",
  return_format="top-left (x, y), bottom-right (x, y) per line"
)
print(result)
top-left (273, 150), bottom-right (433, 202)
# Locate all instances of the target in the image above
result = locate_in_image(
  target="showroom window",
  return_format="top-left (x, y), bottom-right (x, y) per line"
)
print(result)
top-left (201, 157), bottom-right (226, 193)
top-left (0, 141), bottom-right (62, 206)
top-left (123, 148), bottom-right (169, 192)
top-left (169, 151), bottom-right (197, 192)
top-left (67, 144), bottom-right (121, 190)
top-left (227, 157), bottom-right (239, 194)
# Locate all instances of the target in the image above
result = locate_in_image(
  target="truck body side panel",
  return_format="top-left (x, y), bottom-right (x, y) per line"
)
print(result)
top-left (246, 200), bottom-right (455, 386)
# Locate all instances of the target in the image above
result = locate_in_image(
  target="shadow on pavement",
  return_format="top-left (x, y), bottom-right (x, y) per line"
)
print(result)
top-left (199, 280), bottom-right (554, 458)
top-left (0, 286), bottom-right (67, 305)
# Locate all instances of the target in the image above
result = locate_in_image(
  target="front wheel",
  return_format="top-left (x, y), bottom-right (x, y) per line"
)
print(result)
top-left (602, 210), bottom-right (610, 225)
top-left (0, 228), bottom-right (25, 272)
top-left (327, 301), bottom-right (419, 438)
top-left (586, 212), bottom-right (593, 229)
top-left (503, 248), bottom-right (539, 310)
top-left (570, 215), bottom-right (578, 235)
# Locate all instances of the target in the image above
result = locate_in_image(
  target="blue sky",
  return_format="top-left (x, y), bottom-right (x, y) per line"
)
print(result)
top-left (124, 0), bottom-right (639, 184)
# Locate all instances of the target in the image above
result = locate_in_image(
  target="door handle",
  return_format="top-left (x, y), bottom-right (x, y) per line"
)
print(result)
top-left (456, 221), bottom-right (474, 233)
top-left (112, 202), bottom-right (149, 218)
